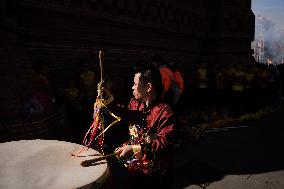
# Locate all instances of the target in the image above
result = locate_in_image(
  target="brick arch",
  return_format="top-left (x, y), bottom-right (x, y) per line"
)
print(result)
top-left (156, 2), bottom-right (167, 24)
top-left (165, 5), bottom-right (176, 25)
top-left (174, 8), bottom-right (183, 27)
top-left (137, 0), bottom-right (150, 21)
top-left (149, 1), bottom-right (159, 23)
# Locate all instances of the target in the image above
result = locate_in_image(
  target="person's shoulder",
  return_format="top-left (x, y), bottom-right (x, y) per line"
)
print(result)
top-left (160, 66), bottom-right (173, 74)
top-left (154, 102), bottom-right (173, 114)
top-left (174, 71), bottom-right (183, 79)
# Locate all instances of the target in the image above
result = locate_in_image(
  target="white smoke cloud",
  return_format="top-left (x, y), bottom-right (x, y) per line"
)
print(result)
top-left (255, 16), bottom-right (284, 64)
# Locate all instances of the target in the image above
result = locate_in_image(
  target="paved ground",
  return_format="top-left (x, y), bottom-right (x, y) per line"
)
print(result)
top-left (172, 105), bottom-right (284, 189)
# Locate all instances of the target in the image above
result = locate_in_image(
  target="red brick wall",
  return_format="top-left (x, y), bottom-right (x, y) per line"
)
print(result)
top-left (0, 29), bottom-right (38, 121)
top-left (0, 0), bottom-right (254, 122)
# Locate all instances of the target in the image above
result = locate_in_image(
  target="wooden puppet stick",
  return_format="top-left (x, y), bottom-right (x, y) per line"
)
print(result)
top-left (99, 50), bottom-right (104, 82)
top-left (80, 152), bottom-right (117, 167)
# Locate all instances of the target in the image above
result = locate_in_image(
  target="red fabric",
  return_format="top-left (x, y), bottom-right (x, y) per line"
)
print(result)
top-left (159, 67), bottom-right (173, 93)
top-left (173, 71), bottom-right (184, 93)
top-left (107, 98), bottom-right (175, 176)
top-left (127, 98), bottom-right (175, 176)
top-left (128, 99), bottom-right (174, 153)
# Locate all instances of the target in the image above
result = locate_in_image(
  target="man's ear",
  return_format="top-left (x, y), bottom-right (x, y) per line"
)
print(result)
top-left (146, 83), bottom-right (152, 93)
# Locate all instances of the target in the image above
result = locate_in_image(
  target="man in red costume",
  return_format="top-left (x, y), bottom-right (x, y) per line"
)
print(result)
top-left (99, 63), bottom-right (175, 188)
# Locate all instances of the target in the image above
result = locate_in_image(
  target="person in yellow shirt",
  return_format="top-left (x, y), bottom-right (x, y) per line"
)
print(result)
top-left (79, 61), bottom-right (97, 99)
top-left (78, 60), bottom-right (97, 130)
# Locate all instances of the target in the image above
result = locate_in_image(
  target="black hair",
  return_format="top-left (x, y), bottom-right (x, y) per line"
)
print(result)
top-left (133, 61), bottom-right (163, 97)
top-left (150, 54), bottom-right (164, 68)
top-left (133, 60), bottom-right (148, 73)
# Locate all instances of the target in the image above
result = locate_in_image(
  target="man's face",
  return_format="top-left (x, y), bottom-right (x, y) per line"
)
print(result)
top-left (132, 73), bottom-right (148, 100)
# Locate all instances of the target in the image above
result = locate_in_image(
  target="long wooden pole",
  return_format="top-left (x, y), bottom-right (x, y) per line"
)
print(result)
top-left (99, 50), bottom-right (104, 82)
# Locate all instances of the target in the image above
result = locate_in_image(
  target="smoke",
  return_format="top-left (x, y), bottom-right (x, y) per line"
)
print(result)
top-left (260, 16), bottom-right (284, 64)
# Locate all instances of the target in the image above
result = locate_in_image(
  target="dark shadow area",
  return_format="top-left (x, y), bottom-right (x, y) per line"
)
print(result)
top-left (172, 160), bottom-right (226, 188)
top-left (171, 105), bottom-right (284, 188)
top-left (80, 161), bottom-right (107, 167)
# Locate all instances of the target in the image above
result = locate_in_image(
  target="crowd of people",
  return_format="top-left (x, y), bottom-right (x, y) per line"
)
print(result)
top-left (20, 56), bottom-right (284, 134)
top-left (184, 60), bottom-right (282, 116)
top-left (21, 60), bottom-right (56, 118)
top-left (20, 56), bottom-right (284, 140)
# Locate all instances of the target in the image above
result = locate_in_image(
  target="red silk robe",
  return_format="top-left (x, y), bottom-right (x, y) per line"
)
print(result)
top-left (109, 98), bottom-right (175, 177)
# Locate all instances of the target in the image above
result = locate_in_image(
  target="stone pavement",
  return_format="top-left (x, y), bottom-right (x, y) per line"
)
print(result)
top-left (172, 105), bottom-right (284, 189)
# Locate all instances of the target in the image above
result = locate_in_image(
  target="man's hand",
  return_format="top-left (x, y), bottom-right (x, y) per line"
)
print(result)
top-left (115, 145), bottom-right (142, 159)
top-left (97, 80), bottom-right (112, 99)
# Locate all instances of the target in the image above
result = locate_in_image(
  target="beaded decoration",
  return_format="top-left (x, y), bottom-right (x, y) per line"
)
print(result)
top-left (72, 97), bottom-right (121, 156)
